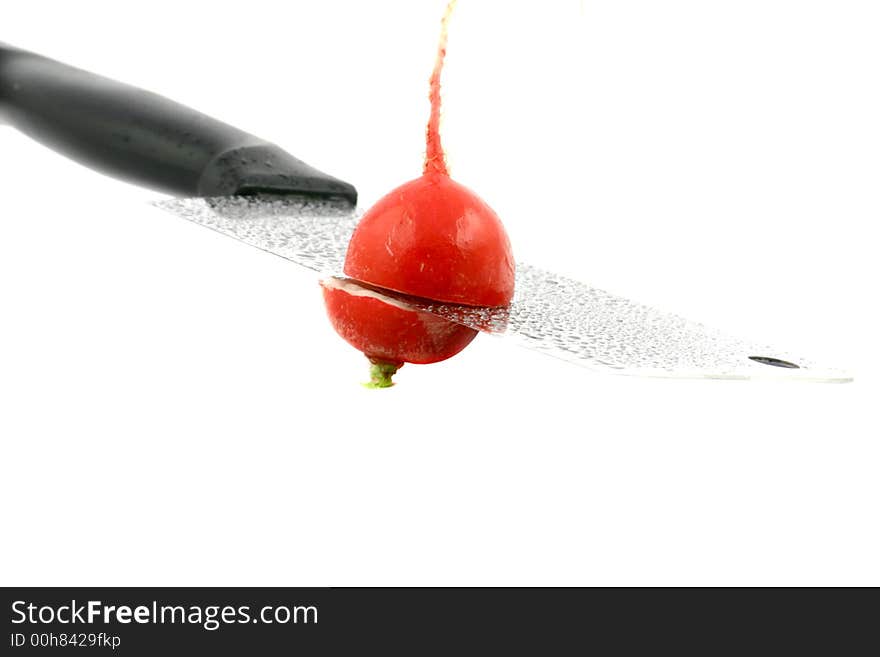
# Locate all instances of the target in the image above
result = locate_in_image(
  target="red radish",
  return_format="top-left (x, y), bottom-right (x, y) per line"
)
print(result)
top-left (323, 0), bottom-right (514, 387)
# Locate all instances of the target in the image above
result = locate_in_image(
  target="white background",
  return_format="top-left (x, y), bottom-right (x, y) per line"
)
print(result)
top-left (1, 1), bottom-right (877, 585)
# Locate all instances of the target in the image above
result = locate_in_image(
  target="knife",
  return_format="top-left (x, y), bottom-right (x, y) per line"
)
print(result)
top-left (0, 43), bottom-right (851, 382)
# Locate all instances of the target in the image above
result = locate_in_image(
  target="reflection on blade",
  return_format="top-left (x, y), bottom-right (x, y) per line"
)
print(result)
top-left (156, 194), bottom-right (357, 274)
top-left (399, 266), bottom-right (850, 382)
top-left (155, 196), bottom-right (851, 382)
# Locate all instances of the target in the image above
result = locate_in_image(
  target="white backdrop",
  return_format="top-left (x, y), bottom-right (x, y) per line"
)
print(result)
top-left (1, 0), bottom-right (876, 585)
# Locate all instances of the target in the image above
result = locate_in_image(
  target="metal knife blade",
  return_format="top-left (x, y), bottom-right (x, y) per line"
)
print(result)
top-left (154, 195), bottom-right (851, 383)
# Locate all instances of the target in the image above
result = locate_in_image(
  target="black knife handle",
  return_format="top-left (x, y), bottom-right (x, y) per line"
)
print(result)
top-left (0, 42), bottom-right (357, 203)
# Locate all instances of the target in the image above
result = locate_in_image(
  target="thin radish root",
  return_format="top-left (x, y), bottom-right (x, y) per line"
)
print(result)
top-left (424, 0), bottom-right (458, 176)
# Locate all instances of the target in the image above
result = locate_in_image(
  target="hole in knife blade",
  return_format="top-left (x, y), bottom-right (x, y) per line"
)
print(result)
top-left (748, 356), bottom-right (800, 369)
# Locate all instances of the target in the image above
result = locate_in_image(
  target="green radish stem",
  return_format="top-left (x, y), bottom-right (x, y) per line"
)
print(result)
top-left (364, 359), bottom-right (403, 389)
